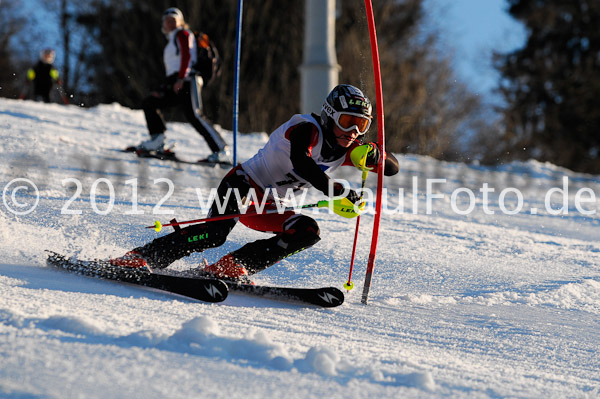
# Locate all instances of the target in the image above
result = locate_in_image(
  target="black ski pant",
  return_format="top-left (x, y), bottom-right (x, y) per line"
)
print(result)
top-left (134, 166), bottom-right (321, 274)
top-left (142, 75), bottom-right (226, 153)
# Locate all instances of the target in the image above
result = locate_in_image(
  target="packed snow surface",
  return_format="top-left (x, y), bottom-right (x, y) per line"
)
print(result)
top-left (1, 98), bottom-right (599, 398)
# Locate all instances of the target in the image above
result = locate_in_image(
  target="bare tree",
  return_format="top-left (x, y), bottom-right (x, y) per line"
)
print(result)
top-left (38, 0), bottom-right (93, 96)
top-left (6, 0), bottom-right (490, 163)
top-left (336, 0), bottom-right (486, 161)
top-left (0, 0), bottom-right (27, 98)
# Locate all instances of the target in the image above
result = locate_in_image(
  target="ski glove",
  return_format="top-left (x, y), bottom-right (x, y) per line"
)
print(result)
top-left (332, 196), bottom-right (365, 218)
top-left (350, 143), bottom-right (379, 171)
top-left (330, 183), bottom-right (365, 219)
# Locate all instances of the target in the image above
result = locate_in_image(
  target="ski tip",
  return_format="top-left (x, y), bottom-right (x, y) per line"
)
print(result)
top-left (318, 287), bottom-right (345, 307)
top-left (225, 283), bottom-right (344, 308)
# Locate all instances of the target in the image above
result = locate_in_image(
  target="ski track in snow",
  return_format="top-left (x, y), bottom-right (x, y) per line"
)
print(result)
top-left (1, 98), bottom-right (600, 398)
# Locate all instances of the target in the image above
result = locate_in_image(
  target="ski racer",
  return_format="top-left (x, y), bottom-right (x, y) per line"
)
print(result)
top-left (112, 84), bottom-right (399, 280)
top-left (133, 7), bottom-right (230, 164)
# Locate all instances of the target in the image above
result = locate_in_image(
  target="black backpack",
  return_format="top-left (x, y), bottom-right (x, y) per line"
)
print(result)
top-left (194, 31), bottom-right (222, 85)
top-left (174, 29), bottom-right (222, 86)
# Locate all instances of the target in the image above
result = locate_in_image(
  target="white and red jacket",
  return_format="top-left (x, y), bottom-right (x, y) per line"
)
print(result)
top-left (164, 28), bottom-right (196, 79)
top-left (242, 114), bottom-right (363, 198)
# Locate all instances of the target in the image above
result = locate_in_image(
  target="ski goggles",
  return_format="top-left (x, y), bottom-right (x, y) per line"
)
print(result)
top-left (333, 112), bottom-right (372, 135)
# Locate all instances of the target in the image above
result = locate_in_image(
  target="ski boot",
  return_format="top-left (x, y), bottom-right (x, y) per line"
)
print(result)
top-left (109, 251), bottom-right (152, 271)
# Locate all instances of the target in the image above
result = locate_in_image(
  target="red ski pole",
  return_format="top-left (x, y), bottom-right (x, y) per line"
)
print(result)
top-left (344, 168), bottom-right (369, 291)
top-left (147, 200), bottom-right (330, 232)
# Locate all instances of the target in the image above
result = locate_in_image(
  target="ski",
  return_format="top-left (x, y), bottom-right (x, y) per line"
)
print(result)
top-left (225, 282), bottom-right (345, 308)
top-left (170, 268), bottom-right (344, 307)
top-left (45, 251), bottom-right (228, 303)
top-left (121, 147), bottom-right (233, 167)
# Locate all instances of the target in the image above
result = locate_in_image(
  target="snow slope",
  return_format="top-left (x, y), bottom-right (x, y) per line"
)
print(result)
top-left (1, 98), bottom-right (599, 398)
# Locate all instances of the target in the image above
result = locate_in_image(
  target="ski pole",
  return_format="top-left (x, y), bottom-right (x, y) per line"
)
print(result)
top-left (18, 81), bottom-right (30, 100)
top-left (344, 167), bottom-right (369, 291)
top-left (147, 200), bottom-right (330, 232)
top-left (55, 82), bottom-right (70, 105)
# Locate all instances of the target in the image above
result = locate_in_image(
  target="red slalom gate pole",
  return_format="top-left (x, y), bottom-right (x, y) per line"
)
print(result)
top-left (361, 0), bottom-right (386, 304)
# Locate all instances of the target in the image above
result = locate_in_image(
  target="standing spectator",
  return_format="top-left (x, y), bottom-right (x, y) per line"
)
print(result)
top-left (133, 7), bottom-right (230, 164)
top-left (20, 48), bottom-right (62, 103)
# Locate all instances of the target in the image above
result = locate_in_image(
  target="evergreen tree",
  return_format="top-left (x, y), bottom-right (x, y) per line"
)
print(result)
top-left (496, 0), bottom-right (600, 172)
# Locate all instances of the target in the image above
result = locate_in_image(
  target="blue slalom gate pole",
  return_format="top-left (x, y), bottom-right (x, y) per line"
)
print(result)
top-left (232, 0), bottom-right (244, 165)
